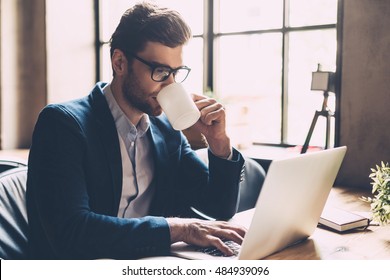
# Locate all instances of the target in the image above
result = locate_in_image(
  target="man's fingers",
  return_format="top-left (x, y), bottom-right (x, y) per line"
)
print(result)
top-left (191, 93), bottom-right (207, 102)
top-left (207, 236), bottom-right (234, 256)
top-left (194, 97), bottom-right (218, 111)
top-left (196, 101), bottom-right (225, 126)
top-left (217, 229), bottom-right (245, 245)
top-left (202, 221), bottom-right (247, 242)
top-left (196, 222), bottom-right (246, 255)
top-left (218, 223), bottom-right (247, 238)
top-left (173, 219), bottom-right (247, 256)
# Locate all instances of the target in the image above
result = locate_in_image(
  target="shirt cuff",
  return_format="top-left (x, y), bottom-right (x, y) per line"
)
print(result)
top-left (226, 149), bottom-right (233, 160)
top-left (209, 147), bottom-right (233, 160)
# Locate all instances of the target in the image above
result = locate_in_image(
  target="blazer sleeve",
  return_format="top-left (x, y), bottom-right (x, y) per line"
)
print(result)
top-left (27, 105), bottom-right (171, 259)
top-left (173, 133), bottom-right (245, 221)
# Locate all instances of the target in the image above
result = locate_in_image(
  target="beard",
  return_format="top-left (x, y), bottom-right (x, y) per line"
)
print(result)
top-left (121, 71), bottom-right (162, 116)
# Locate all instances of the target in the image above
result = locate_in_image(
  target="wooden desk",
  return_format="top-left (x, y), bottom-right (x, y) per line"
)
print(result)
top-left (164, 186), bottom-right (390, 261)
top-left (236, 145), bottom-right (390, 259)
top-left (260, 186), bottom-right (390, 260)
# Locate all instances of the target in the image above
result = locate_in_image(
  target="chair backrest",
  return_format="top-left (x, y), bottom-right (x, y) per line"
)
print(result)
top-left (194, 148), bottom-right (266, 212)
top-left (0, 158), bottom-right (27, 173)
top-left (0, 166), bottom-right (29, 259)
top-left (237, 157), bottom-right (266, 212)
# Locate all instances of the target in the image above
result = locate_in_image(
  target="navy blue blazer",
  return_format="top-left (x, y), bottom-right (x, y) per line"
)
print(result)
top-left (26, 82), bottom-right (245, 259)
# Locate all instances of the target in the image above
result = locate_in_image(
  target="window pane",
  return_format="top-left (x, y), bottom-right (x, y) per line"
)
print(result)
top-left (289, 0), bottom-right (338, 27)
top-left (101, 0), bottom-right (203, 40)
top-left (100, 0), bottom-right (138, 42)
top-left (286, 29), bottom-right (337, 147)
top-left (217, 0), bottom-right (283, 33)
top-left (101, 44), bottom-right (112, 82)
top-left (216, 34), bottom-right (283, 147)
top-left (182, 37), bottom-right (203, 94)
top-left (46, 0), bottom-right (95, 103)
top-left (156, 0), bottom-right (203, 35)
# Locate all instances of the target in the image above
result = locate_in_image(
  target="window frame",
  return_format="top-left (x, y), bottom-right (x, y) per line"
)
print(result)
top-left (210, 0), bottom-right (338, 147)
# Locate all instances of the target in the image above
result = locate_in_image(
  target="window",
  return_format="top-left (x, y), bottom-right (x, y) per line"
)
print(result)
top-left (98, 0), bottom-right (338, 148)
top-left (214, 0), bottom-right (338, 148)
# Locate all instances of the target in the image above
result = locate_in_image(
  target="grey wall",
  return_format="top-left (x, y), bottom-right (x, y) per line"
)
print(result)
top-left (0, 0), bottom-right (95, 149)
top-left (1, 0), bottom-right (47, 149)
top-left (336, 0), bottom-right (390, 188)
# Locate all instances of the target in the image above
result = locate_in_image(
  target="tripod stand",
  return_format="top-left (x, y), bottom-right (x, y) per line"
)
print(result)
top-left (301, 91), bottom-right (334, 154)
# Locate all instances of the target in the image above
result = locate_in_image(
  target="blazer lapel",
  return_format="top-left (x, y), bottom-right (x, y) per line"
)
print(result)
top-left (89, 83), bottom-right (123, 213)
top-left (148, 118), bottom-right (172, 215)
top-left (148, 120), bottom-right (168, 169)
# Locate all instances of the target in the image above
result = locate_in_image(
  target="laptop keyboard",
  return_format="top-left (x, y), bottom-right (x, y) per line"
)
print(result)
top-left (196, 240), bottom-right (241, 257)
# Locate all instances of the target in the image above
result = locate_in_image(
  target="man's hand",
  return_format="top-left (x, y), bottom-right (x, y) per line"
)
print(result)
top-left (167, 218), bottom-right (247, 256)
top-left (191, 94), bottom-right (231, 158)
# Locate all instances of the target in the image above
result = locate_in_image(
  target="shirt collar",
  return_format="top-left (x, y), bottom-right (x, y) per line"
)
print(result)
top-left (103, 83), bottom-right (150, 139)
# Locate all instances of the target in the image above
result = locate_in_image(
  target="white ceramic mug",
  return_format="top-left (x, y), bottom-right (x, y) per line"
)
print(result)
top-left (157, 83), bottom-right (201, 130)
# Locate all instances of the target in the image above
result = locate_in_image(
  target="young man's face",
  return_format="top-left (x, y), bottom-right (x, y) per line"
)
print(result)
top-left (122, 41), bottom-right (185, 116)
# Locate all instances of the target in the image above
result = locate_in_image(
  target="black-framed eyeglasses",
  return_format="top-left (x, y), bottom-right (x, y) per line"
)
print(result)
top-left (127, 53), bottom-right (191, 83)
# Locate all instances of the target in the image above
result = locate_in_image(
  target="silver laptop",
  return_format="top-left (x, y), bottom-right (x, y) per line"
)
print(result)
top-left (170, 146), bottom-right (347, 260)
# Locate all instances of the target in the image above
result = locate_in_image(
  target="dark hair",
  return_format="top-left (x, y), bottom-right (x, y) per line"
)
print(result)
top-left (109, 1), bottom-right (192, 59)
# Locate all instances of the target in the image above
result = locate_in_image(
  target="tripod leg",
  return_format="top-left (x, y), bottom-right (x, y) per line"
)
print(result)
top-left (301, 111), bottom-right (320, 154)
top-left (325, 113), bottom-right (331, 149)
top-left (325, 114), bottom-right (330, 149)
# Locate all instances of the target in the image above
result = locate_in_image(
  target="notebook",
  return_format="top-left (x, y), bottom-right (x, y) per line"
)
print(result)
top-left (170, 146), bottom-right (347, 260)
top-left (319, 207), bottom-right (369, 232)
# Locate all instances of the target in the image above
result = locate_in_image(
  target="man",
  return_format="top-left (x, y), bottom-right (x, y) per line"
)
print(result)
top-left (26, 1), bottom-right (246, 259)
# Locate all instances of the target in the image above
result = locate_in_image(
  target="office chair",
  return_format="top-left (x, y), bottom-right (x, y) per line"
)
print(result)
top-left (195, 148), bottom-right (266, 213)
top-left (236, 157), bottom-right (265, 212)
top-left (0, 166), bottom-right (29, 259)
top-left (0, 158), bottom-right (27, 173)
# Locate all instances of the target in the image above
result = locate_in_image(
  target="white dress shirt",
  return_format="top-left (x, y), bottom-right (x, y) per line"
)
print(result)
top-left (103, 84), bottom-right (155, 218)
